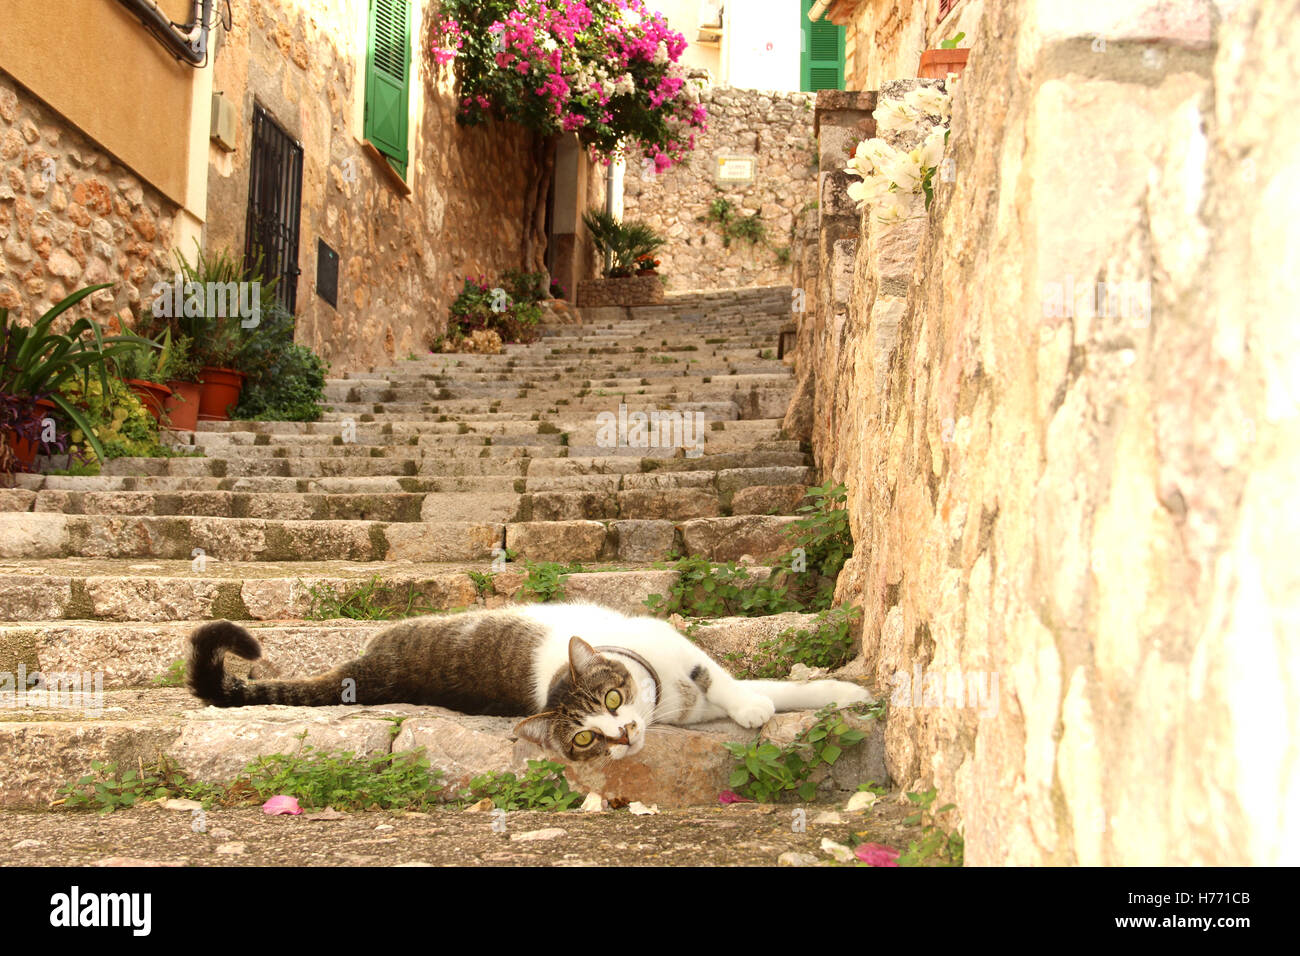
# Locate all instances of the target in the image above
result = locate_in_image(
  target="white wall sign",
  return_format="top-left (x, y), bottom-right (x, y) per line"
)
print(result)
top-left (716, 156), bottom-right (756, 182)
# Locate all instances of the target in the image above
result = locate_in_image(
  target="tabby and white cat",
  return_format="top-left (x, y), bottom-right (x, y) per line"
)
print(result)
top-left (187, 603), bottom-right (870, 762)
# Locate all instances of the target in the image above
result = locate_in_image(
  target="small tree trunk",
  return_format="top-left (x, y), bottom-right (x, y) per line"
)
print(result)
top-left (521, 133), bottom-right (559, 279)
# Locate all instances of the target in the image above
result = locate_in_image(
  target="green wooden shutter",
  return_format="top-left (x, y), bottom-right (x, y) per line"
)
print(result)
top-left (365, 0), bottom-right (411, 178)
top-left (800, 0), bottom-right (845, 92)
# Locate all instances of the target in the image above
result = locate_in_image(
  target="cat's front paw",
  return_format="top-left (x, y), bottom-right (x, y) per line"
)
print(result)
top-left (729, 695), bottom-right (776, 729)
top-left (819, 680), bottom-right (872, 707)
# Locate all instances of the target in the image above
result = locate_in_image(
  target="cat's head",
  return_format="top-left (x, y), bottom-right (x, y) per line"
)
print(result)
top-left (513, 637), bottom-right (652, 762)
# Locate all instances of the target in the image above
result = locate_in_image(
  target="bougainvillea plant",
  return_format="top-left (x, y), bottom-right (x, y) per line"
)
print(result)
top-left (431, 0), bottom-right (708, 171)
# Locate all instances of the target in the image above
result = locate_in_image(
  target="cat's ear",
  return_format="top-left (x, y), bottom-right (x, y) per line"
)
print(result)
top-left (567, 636), bottom-right (600, 679)
top-left (514, 713), bottom-right (555, 750)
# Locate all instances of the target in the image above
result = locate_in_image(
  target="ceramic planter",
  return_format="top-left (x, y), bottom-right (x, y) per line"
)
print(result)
top-left (126, 378), bottom-right (173, 424)
top-left (918, 47), bottom-right (969, 79)
top-left (197, 366), bottom-right (245, 422)
top-left (163, 380), bottom-right (202, 431)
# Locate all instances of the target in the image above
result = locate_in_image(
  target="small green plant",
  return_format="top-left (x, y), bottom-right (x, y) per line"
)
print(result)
top-left (725, 606), bottom-right (861, 679)
top-left (939, 31), bottom-right (966, 49)
top-left (460, 759), bottom-right (583, 811)
top-left (644, 555), bottom-right (801, 619)
top-left (467, 570), bottom-right (495, 598)
top-left (700, 197), bottom-right (766, 248)
top-left (899, 788), bottom-right (964, 866)
top-left (239, 741), bottom-right (444, 812)
top-left (519, 560), bottom-right (585, 603)
top-left (723, 704), bottom-right (869, 803)
top-left (777, 481), bottom-right (854, 610)
top-left (55, 757), bottom-right (220, 813)
top-left (152, 659), bottom-right (187, 688)
top-left (304, 576), bottom-right (437, 620)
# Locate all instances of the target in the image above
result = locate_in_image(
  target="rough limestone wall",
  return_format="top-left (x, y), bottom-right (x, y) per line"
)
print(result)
top-left (0, 69), bottom-right (178, 325)
top-left (206, 0), bottom-right (536, 372)
top-left (621, 85), bottom-right (816, 292)
top-left (801, 0), bottom-right (1300, 865)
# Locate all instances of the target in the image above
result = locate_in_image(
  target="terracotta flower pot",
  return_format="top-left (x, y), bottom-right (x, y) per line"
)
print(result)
top-left (197, 366), bottom-right (246, 422)
top-left (163, 380), bottom-right (202, 432)
top-left (126, 378), bottom-right (173, 424)
top-left (918, 47), bottom-right (969, 79)
top-left (3, 397), bottom-right (57, 471)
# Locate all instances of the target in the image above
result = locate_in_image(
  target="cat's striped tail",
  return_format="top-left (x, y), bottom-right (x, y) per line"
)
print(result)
top-left (187, 621), bottom-right (350, 707)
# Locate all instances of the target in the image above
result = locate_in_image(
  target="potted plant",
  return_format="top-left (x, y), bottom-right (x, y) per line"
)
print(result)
top-left (161, 334), bottom-right (203, 432)
top-left (162, 245), bottom-right (276, 422)
top-left (634, 252), bottom-right (661, 276)
top-left (919, 32), bottom-right (969, 79)
top-left (579, 210), bottom-right (667, 306)
top-left (112, 332), bottom-right (174, 424)
top-left (0, 284), bottom-right (142, 471)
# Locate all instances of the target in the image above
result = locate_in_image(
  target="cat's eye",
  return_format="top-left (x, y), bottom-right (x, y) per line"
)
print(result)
top-left (605, 689), bottom-right (622, 711)
top-left (573, 730), bottom-right (596, 748)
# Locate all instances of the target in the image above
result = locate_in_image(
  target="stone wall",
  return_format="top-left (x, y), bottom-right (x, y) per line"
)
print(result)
top-left (787, 0), bottom-right (1300, 865)
top-left (829, 0), bottom-right (985, 91)
top-left (0, 69), bottom-right (178, 324)
top-left (621, 85), bottom-right (816, 292)
top-left (206, 0), bottom-right (540, 372)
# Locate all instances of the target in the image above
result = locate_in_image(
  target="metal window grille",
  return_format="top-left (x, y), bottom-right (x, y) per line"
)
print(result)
top-left (244, 103), bottom-right (304, 314)
top-left (939, 0), bottom-right (957, 19)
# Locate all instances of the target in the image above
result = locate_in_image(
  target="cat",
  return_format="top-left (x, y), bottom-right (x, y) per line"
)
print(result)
top-left (187, 602), bottom-right (871, 762)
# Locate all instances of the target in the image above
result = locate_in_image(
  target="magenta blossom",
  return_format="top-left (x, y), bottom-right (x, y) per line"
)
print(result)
top-left (262, 795), bottom-right (303, 816)
top-left (854, 843), bottom-right (901, 867)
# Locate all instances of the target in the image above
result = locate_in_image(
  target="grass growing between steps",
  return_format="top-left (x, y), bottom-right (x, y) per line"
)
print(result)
top-left (304, 576), bottom-right (444, 620)
top-left (54, 744), bottom-right (582, 815)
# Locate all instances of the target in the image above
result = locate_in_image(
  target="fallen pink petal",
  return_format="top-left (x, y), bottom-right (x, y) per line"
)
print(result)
top-left (261, 796), bottom-right (303, 816)
top-left (855, 843), bottom-right (901, 867)
top-left (718, 790), bottom-right (753, 805)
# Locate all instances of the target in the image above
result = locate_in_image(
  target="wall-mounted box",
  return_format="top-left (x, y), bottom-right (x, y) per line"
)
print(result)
top-left (210, 92), bottom-right (237, 151)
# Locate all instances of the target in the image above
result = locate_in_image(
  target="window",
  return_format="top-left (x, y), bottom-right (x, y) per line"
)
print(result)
top-left (244, 104), bottom-right (303, 315)
top-left (365, 0), bottom-right (412, 179)
top-left (800, 0), bottom-right (845, 92)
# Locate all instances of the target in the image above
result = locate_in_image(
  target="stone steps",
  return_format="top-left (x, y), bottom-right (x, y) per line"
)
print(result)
top-left (0, 612), bottom-right (817, 689)
top-left (0, 283), bottom-right (888, 812)
top-left (0, 509), bottom-right (797, 564)
top-left (0, 686), bottom-right (883, 809)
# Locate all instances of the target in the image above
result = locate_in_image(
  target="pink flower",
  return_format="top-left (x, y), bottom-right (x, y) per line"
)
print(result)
top-left (262, 795), bottom-right (303, 816)
top-left (718, 790), bottom-right (753, 805)
top-left (854, 843), bottom-right (900, 866)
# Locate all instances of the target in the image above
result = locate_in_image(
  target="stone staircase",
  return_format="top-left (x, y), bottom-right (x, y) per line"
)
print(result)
top-left (0, 286), bottom-right (885, 810)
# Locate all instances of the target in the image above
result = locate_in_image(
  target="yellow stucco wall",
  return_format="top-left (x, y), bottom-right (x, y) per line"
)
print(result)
top-left (0, 0), bottom-right (201, 209)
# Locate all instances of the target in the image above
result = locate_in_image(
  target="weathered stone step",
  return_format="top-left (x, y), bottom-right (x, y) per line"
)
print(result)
top-left (0, 558), bottom-right (777, 623)
top-left (0, 685), bottom-right (883, 809)
top-left (9, 481), bottom-right (809, 525)
top-left (2, 611), bottom-right (819, 690)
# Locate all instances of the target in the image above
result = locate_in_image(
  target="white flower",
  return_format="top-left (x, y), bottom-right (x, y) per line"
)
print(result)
top-left (859, 137), bottom-right (898, 172)
top-left (847, 175), bottom-right (891, 208)
top-left (904, 86), bottom-right (951, 120)
top-left (873, 97), bottom-right (920, 133)
top-left (653, 41), bottom-right (669, 65)
top-left (879, 148), bottom-right (923, 193)
top-left (920, 126), bottom-right (947, 169)
top-left (614, 73), bottom-right (636, 96)
top-left (874, 197), bottom-right (911, 225)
